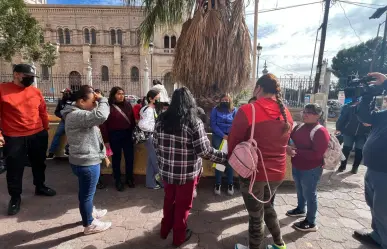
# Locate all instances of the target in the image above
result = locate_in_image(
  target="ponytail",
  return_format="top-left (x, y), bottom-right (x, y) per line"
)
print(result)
top-left (275, 92), bottom-right (291, 135)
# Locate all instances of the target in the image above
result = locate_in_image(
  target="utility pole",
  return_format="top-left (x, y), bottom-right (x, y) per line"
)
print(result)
top-left (370, 21), bottom-right (385, 72)
top-left (313, 0), bottom-right (331, 94)
top-left (251, 0), bottom-right (259, 86)
top-left (379, 13), bottom-right (387, 71)
top-left (310, 24), bottom-right (323, 86)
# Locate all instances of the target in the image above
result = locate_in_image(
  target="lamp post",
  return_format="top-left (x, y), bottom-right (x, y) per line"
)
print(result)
top-left (256, 43), bottom-right (263, 79)
top-left (149, 42), bottom-right (154, 81)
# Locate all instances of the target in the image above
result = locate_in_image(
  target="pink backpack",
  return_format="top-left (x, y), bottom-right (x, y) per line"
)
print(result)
top-left (228, 104), bottom-right (272, 203)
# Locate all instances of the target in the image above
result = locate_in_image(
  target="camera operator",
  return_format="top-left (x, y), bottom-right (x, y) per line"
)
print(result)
top-left (354, 72), bottom-right (387, 249)
top-left (335, 97), bottom-right (370, 174)
top-left (46, 88), bottom-right (72, 159)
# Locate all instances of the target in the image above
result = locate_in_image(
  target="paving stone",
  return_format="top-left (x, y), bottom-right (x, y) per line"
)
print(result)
top-left (0, 160), bottom-right (376, 249)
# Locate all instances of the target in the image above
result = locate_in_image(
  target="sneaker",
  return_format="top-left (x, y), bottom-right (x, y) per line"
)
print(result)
top-left (8, 197), bottom-right (21, 216)
top-left (84, 219), bottom-right (112, 235)
top-left (286, 208), bottom-right (306, 217)
top-left (92, 206), bottom-right (107, 219)
top-left (193, 188), bottom-right (197, 198)
top-left (227, 184), bottom-right (234, 196)
top-left (35, 185), bottom-right (57, 196)
top-left (64, 150), bottom-right (69, 157)
top-left (235, 244), bottom-right (249, 249)
top-left (353, 230), bottom-right (381, 246)
top-left (46, 153), bottom-right (55, 160)
top-left (267, 244), bottom-right (287, 249)
top-left (214, 184), bottom-right (221, 195)
top-left (293, 219), bottom-right (317, 232)
top-left (155, 173), bottom-right (162, 184)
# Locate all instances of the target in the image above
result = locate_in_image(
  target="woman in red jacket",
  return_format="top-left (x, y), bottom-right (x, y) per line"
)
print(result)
top-left (229, 74), bottom-right (293, 249)
top-left (100, 87), bottom-right (136, 191)
top-left (286, 104), bottom-right (329, 232)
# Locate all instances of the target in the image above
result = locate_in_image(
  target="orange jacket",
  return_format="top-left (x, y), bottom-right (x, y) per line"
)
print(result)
top-left (0, 82), bottom-right (49, 137)
top-left (228, 98), bottom-right (293, 182)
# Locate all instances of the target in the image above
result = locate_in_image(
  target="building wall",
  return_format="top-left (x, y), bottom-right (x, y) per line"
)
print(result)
top-left (1, 4), bottom-right (181, 96)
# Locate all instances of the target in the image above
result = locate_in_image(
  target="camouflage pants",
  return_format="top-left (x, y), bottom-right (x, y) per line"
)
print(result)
top-left (240, 178), bottom-right (283, 249)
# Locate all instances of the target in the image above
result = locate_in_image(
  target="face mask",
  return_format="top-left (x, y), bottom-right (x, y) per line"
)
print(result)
top-left (220, 102), bottom-right (230, 109)
top-left (20, 77), bottom-right (35, 87)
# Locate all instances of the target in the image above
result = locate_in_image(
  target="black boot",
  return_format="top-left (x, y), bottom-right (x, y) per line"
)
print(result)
top-left (97, 175), bottom-right (106, 189)
top-left (126, 176), bottom-right (135, 188)
top-left (8, 196), bottom-right (21, 216)
top-left (115, 180), bottom-right (124, 192)
top-left (351, 148), bottom-right (363, 174)
top-left (338, 146), bottom-right (352, 172)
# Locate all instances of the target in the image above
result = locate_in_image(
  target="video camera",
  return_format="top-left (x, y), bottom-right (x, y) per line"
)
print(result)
top-left (344, 75), bottom-right (385, 99)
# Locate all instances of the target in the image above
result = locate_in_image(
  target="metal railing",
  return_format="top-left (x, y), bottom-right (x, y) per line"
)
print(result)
top-left (278, 76), bottom-right (313, 108)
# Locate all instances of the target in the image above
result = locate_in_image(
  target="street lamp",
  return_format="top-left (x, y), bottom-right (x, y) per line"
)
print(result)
top-left (149, 42), bottom-right (154, 80)
top-left (256, 43), bottom-right (263, 79)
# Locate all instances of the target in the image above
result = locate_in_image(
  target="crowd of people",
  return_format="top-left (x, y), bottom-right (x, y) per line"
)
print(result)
top-left (0, 63), bottom-right (386, 249)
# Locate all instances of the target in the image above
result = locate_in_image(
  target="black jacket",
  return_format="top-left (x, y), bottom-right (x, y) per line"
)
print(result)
top-left (336, 103), bottom-right (370, 136)
top-left (54, 99), bottom-right (72, 119)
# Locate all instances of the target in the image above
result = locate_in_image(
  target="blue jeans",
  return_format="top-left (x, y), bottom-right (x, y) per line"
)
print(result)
top-left (71, 164), bottom-right (100, 227)
top-left (145, 137), bottom-right (161, 188)
top-left (292, 166), bottom-right (323, 225)
top-left (109, 129), bottom-right (134, 181)
top-left (212, 134), bottom-right (233, 185)
top-left (49, 121), bottom-right (65, 154)
top-left (365, 168), bottom-right (387, 249)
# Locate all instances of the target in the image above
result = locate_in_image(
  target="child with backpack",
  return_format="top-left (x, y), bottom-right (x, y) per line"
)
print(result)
top-left (228, 74), bottom-right (293, 249)
top-left (286, 103), bottom-right (330, 232)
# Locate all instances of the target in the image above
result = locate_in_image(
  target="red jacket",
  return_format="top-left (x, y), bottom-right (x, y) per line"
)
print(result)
top-left (133, 104), bottom-right (142, 121)
top-left (291, 123), bottom-right (330, 171)
top-left (0, 82), bottom-right (48, 137)
top-left (228, 98), bottom-right (293, 182)
top-left (100, 101), bottom-right (135, 143)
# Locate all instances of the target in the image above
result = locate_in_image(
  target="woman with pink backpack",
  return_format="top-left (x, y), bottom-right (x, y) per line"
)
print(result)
top-left (228, 74), bottom-right (293, 249)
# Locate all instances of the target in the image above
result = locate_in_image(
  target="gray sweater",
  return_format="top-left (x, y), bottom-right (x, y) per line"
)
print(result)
top-left (62, 97), bottom-right (110, 166)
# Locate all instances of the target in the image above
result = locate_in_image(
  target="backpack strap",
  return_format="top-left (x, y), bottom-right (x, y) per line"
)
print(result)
top-left (249, 103), bottom-right (256, 140)
top-left (310, 124), bottom-right (323, 141)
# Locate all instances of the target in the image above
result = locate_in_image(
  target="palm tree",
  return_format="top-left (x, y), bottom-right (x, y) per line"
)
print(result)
top-left (126, 0), bottom-right (252, 110)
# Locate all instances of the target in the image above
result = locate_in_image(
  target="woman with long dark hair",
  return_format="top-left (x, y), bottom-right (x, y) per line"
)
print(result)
top-left (138, 89), bottom-right (162, 189)
top-left (210, 94), bottom-right (238, 195)
top-left (100, 87), bottom-right (136, 191)
top-left (154, 87), bottom-right (227, 247)
top-left (229, 74), bottom-right (293, 249)
top-left (62, 85), bottom-right (112, 235)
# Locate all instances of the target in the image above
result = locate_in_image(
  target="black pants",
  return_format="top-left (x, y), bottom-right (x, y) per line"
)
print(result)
top-left (4, 130), bottom-right (48, 198)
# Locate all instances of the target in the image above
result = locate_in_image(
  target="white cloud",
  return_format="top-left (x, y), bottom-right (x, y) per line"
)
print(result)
top-left (245, 0), bottom-right (386, 78)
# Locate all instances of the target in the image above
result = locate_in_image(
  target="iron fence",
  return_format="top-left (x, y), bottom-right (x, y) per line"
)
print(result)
top-left (278, 76), bottom-right (313, 108)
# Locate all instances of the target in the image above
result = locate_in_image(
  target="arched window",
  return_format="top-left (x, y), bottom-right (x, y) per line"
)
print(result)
top-left (57, 28), bottom-right (64, 44)
top-left (164, 35), bottom-right (170, 48)
top-left (84, 28), bottom-right (90, 44)
top-left (69, 71), bottom-right (82, 91)
top-left (102, 66), bottom-right (109, 81)
top-left (171, 36), bottom-right (177, 49)
top-left (64, 28), bottom-right (71, 44)
top-left (42, 65), bottom-right (49, 80)
top-left (117, 29), bottom-right (123, 45)
top-left (110, 30), bottom-right (116, 45)
top-left (131, 67), bottom-right (139, 82)
top-left (91, 29), bottom-right (97, 45)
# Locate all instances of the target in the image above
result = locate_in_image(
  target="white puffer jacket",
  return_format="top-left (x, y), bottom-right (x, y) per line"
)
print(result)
top-left (138, 106), bottom-right (157, 132)
top-left (151, 84), bottom-right (169, 103)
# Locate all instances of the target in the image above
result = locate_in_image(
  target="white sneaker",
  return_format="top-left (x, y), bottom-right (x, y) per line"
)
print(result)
top-left (227, 184), bottom-right (234, 196)
top-left (214, 184), bottom-right (221, 195)
top-left (235, 244), bottom-right (249, 249)
top-left (193, 188), bottom-right (197, 198)
top-left (84, 219), bottom-right (112, 235)
top-left (92, 206), bottom-right (107, 219)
